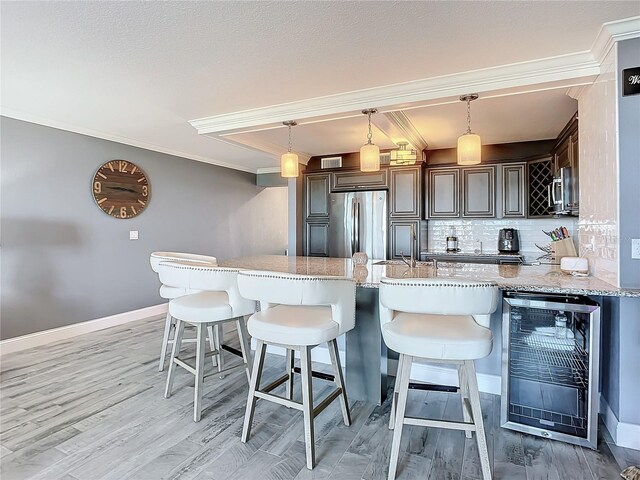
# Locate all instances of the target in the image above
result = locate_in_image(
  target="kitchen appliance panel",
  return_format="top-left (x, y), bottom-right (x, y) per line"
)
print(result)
top-left (548, 167), bottom-right (576, 215)
top-left (329, 191), bottom-right (387, 259)
top-left (501, 292), bottom-right (600, 449)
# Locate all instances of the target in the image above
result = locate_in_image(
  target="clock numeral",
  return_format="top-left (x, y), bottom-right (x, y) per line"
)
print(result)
top-left (120, 207), bottom-right (127, 218)
top-left (142, 185), bottom-right (148, 197)
top-left (94, 181), bottom-right (102, 194)
top-left (119, 161), bottom-right (128, 173)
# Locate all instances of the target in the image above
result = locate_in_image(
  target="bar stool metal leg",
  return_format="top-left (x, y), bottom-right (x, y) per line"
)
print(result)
top-left (242, 340), bottom-right (267, 443)
top-left (194, 324), bottom-right (206, 422)
top-left (300, 346), bottom-right (316, 470)
top-left (389, 354), bottom-right (407, 430)
top-left (236, 317), bottom-right (253, 382)
top-left (328, 339), bottom-right (351, 426)
top-left (388, 354), bottom-right (413, 480)
top-left (207, 325), bottom-right (217, 368)
top-left (465, 360), bottom-right (492, 480)
top-left (165, 318), bottom-right (186, 398)
top-left (458, 363), bottom-right (473, 439)
top-left (158, 311), bottom-right (174, 372)
top-left (285, 349), bottom-right (294, 401)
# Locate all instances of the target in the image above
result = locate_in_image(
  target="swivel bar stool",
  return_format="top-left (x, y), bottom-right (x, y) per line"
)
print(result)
top-left (237, 271), bottom-right (356, 470)
top-left (150, 251), bottom-right (218, 372)
top-left (379, 278), bottom-right (498, 480)
top-left (158, 260), bottom-right (256, 422)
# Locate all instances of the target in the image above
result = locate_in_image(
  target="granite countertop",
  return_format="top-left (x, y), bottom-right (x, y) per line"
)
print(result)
top-left (220, 255), bottom-right (640, 298)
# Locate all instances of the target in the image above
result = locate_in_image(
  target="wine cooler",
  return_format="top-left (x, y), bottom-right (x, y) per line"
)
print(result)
top-left (501, 292), bottom-right (600, 448)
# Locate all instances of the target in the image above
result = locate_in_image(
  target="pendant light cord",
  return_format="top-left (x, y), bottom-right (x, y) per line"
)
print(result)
top-left (466, 97), bottom-right (472, 134)
top-left (288, 124), bottom-right (293, 153)
top-left (366, 111), bottom-right (373, 145)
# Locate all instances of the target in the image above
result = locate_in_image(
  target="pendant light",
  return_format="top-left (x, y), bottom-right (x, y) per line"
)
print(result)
top-left (390, 141), bottom-right (417, 165)
top-left (281, 121), bottom-right (299, 178)
top-left (360, 108), bottom-right (380, 172)
top-left (457, 94), bottom-right (481, 166)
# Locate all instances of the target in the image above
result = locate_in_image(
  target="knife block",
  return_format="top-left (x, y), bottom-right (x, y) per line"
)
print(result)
top-left (552, 238), bottom-right (577, 261)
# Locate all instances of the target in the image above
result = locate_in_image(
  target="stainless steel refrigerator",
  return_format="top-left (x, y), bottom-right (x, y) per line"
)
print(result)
top-left (328, 191), bottom-right (387, 259)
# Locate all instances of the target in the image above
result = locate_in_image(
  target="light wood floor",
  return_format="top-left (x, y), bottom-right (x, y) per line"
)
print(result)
top-left (1, 316), bottom-right (637, 480)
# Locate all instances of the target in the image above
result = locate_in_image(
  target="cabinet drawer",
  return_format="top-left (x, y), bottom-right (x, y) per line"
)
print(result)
top-left (332, 170), bottom-right (388, 191)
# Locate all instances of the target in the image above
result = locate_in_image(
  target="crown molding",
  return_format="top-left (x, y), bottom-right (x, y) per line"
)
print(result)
top-left (591, 16), bottom-right (640, 65)
top-left (256, 167), bottom-right (283, 174)
top-left (566, 85), bottom-right (587, 100)
top-left (189, 51), bottom-right (600, 136)
top-left (382, 111), bottom-right (429, 151)
top-left (216, 133), bottom-right (311, 165)
top-left (0, 108), bottom-right (257, 173)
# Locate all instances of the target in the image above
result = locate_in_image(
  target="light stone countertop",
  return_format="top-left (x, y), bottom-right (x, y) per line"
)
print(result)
top-left (220, 255), bottom-right (640, 298)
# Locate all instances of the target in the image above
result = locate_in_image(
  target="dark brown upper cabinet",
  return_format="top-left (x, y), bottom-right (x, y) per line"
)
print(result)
top-left (501, 163), bottom-right (526, 218)
top-left (331, 170), bottom-right (388, 191)
top-left (304, 173), bottom-right (330, 219)
top-left (389, 166), bottom-right (422, 218)
top-left (462, 166), bottom-right (496, 218)
top-left (427, 168), bottom-right (460, 218)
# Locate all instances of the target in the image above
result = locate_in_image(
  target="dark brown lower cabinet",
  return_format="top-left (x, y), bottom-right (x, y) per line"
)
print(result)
top-left (389, 220), bottom-right (420, 260)
top-left (305, 222), bottom-right (329, 257)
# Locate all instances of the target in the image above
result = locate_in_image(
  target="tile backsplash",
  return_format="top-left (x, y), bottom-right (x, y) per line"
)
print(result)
top-left (426, 218), bottom-right (578, 257)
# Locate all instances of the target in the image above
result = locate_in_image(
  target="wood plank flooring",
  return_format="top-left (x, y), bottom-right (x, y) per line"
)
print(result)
top-left (1, 316), bottom-right (634, 480)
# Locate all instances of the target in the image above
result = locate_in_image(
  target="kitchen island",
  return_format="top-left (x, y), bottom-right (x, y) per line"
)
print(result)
top-left (221, 255), bottom-right (639, 404)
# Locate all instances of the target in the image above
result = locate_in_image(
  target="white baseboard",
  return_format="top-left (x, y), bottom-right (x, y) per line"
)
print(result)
top-left (0, 303), bottom-right (168, 356)
top-left (600, 395), bottom-right (640, 450)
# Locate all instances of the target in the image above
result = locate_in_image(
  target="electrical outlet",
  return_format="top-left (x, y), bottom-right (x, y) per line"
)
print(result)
top-left (632, 239), bottom-right (640, 259)
top-left (129, 230), bottom-right (139, 240)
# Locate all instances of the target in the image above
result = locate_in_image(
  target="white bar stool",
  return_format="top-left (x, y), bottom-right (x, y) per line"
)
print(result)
top-left (158, 260), bottom-right (256, 422)
top-left (237, 271), bottom-right (356, 470)
top-left (379, 278), bottom-right (498, 480)
top-left (150, 251), bottom-right (218, 372)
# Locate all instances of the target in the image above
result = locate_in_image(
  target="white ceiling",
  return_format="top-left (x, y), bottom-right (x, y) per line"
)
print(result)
top-left (1, 2), bottom-right (638, 172)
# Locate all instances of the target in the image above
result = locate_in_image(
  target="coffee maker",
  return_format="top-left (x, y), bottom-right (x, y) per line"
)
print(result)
top-left (498, 228), bottom-right (520, 253)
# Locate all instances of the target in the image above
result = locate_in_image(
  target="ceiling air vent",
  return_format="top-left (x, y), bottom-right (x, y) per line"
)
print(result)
top-left (321, 156), bottom-right (342, 169)
top-left (380, 153), bottom-right (391, 165)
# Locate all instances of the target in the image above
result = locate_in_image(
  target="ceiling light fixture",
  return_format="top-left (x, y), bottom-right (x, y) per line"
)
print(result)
top-left (360, 109), bottom-right (380, 172)
top-left (457, 94), bottom-right (481, 166)
top-left (390, 141), bottom-right (418, 165)
top-left (281, 120), bottom-right (299, 178)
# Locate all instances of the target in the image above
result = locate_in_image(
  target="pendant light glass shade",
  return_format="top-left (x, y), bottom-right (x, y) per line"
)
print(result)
top-left (281, 120), bottom-right (299, 178)
top-left (457, 94), bottom-right (481, 166)
top-left (360, 143), bottom-right (380, 172)
top-left (360, 108), bottom-right (380, 172)
top-left (280, 152), bottom-right (299, 177)
top-left (457, 133), bottom-right (481, 165)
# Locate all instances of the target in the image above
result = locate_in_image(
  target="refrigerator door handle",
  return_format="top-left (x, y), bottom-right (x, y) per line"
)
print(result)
top-left (350, 200), bottom-right (356, 256)
top-left (355, 201), bottom-right (360, 252)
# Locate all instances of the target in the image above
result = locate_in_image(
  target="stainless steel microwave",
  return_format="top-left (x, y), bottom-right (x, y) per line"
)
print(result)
top-left (548, 167), bottom-right (577, 215)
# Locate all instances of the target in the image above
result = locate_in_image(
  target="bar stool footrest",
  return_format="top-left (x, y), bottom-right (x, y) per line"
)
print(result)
top-left (403, 416), bottom-right (476, 432)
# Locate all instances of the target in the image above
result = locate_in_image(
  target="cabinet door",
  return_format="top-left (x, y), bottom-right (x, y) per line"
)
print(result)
top-left (502, 164), bottom-right (526, 218)
top-left (462, 166), bottom-right (495, 217)
top-left (305, 173), bottom-right (330, 219)
top-left (389, 220), bottom-right (420, 260)
top-left (332, 170), bottom-right (388, 191)
top-left (390, 167), bottom-right (422, 217)
top-left (555, 140), bottom-right (570, 173)
top-left (570, 133), bottom-right (579, 212)
top-left (427, 169), bottom-right (460, 218)
top-left (305, 222), bottom-right (329, 257)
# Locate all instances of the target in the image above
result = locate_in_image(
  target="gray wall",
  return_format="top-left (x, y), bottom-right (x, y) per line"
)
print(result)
top-left (613, 38), bottom-right (640, 426)
top-left (1, 117), bottom-right (288, 339)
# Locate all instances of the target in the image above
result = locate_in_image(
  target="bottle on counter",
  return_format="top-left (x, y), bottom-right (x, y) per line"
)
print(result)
top-left (555, 311), bottom-right (568, 339)
top-left (446, 225), bottom-right (458, 252)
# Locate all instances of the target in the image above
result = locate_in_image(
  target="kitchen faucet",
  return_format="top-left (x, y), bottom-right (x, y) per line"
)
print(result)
top-left (400, 223), bottom-right (417, 268)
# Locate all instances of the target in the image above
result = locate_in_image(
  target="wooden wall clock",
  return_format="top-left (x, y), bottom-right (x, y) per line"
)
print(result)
top-left (92, 160), bottom-right (150, 219)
